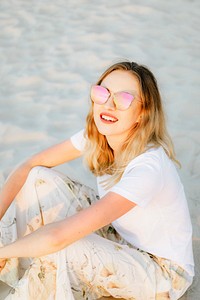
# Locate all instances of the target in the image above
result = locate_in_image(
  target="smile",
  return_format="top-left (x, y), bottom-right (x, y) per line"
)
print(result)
top-left (100, 113), bottom-right (118, 123)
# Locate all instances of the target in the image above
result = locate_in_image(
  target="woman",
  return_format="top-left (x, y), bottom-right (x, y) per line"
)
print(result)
top-left (0, 61), bottom-right (194, 299)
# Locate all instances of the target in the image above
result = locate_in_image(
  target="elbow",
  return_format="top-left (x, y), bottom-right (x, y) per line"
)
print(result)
top-left (25, 156), bottom-right (40, 169)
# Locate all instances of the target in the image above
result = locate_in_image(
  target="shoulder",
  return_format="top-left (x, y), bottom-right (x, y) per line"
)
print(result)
top-left (109, 147), bottom-right (168, 207)
top-left (125, 146), bottom-right (167, 175)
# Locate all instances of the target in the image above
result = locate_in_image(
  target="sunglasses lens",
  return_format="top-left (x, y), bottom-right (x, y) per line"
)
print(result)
top-left (114, 92), bottom-right (134, 110)
top-left (91, 85), bottom-right (135, 110)
top-left (91, 86), bottom-right (109, 104)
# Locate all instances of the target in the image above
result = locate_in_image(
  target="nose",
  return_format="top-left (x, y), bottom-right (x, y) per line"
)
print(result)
top-left (103, 93), bottom-right (116, 110)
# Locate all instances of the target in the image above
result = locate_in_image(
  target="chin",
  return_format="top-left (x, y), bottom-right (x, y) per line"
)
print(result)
top-left (95, 124), bottom-right (112, 135)
top-left (94, 119), bottom-right (120, 137)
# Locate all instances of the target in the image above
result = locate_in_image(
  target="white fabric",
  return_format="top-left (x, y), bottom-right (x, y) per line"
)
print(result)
top-left (1, 167), bottom-right (193, 300)
top-left (0, 167), bottom-right (193, 299)
top-left (70, 129), bottom-right (86, 152)
top-left (70, 130), bottom-right (194, 277)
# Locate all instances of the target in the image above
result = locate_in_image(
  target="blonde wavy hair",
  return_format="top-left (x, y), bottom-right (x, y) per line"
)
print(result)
top-left (84, 61), bottom-right (179, 188)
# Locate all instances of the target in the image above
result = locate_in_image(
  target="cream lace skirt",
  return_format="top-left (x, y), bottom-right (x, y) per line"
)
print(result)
top-left (0, 167), bottom-right (192, 299)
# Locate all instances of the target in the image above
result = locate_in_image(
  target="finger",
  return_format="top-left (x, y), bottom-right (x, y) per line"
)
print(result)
top-left (0, 259), bottom-right (6, 270)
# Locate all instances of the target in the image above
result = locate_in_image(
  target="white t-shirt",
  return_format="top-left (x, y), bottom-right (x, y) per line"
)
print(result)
top-left (70, 129), bottom-right (194, 276)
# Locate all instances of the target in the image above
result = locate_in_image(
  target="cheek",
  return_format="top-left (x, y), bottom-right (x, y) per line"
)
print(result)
top-left (121, 108), bottom-right (140, 127)
top-left (93, 105), bottom-right (101, 127)
top-left (93, 105), bottom-right (98, 119)
top-left (121, 117), bottom-right (136, 131)
top-left (93, 103), bottom-right (99, 115)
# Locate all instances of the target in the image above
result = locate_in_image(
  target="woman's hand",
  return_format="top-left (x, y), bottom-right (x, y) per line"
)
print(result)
top-left (0, 258), bottom-right (6, 272)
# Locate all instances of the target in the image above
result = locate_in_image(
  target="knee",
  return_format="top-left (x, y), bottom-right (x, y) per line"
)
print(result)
top-left (28, 166), bottom-right (45, 178)
top-left (26, 166), bottom-right (49, 184)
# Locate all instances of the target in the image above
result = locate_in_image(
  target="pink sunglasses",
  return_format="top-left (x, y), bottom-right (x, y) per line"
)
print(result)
top-left (90, 85), bottom-right (135, 111)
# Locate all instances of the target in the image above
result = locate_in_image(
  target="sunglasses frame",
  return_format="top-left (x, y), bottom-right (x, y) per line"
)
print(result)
top-left (90, 85), bottom-right (136, 111)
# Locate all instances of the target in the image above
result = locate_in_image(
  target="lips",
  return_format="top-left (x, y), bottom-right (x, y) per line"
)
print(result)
top-left (100, 113), bottom-right (118, 123)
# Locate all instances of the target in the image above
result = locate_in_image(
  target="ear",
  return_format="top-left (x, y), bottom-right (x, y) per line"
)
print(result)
top-left (136, 114), bottom-right (142, 123)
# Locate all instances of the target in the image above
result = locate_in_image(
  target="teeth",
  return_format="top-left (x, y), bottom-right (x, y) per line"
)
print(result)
top-left (101, 115), bottom-right (117, 122)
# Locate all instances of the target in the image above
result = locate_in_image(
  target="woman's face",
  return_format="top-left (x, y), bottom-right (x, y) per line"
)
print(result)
top-left (93, 70), bottom-right (142, 150)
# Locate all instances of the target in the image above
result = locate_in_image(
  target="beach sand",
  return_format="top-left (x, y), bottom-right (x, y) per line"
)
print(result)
top-left (0, 0), bottom-right (199, 299)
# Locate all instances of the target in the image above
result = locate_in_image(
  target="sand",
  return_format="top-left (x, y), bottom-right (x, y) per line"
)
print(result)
top-left (0, 0), bottom-right (199, 299)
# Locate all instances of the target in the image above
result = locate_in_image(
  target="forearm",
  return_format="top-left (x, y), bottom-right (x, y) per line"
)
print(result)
top-left (0, 214), bottom-right (94, 258)
top-left (0, 223), bottom-right (56, 259)
top-left (0, 193), bottom-right (136, 259)
top-left (0, 210), bottom-right (100, 258)
top-left (0, 160), bottom-right (32, 220)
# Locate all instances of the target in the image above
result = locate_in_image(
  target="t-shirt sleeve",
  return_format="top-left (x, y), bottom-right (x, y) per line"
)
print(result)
top-left (110, 155), bottom-right (163, 207)
top-left (70, 129), bottom-right (86, 152)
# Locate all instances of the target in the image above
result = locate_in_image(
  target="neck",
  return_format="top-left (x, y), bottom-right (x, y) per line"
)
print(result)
top-left (106, 135), bottom-right (123, 155)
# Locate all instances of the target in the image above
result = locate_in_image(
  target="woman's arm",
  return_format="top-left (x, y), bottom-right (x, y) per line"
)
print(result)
top-left (0, 139), bottom-right (82, 220)
top-left (0, 192), bottom-right (136, 258)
